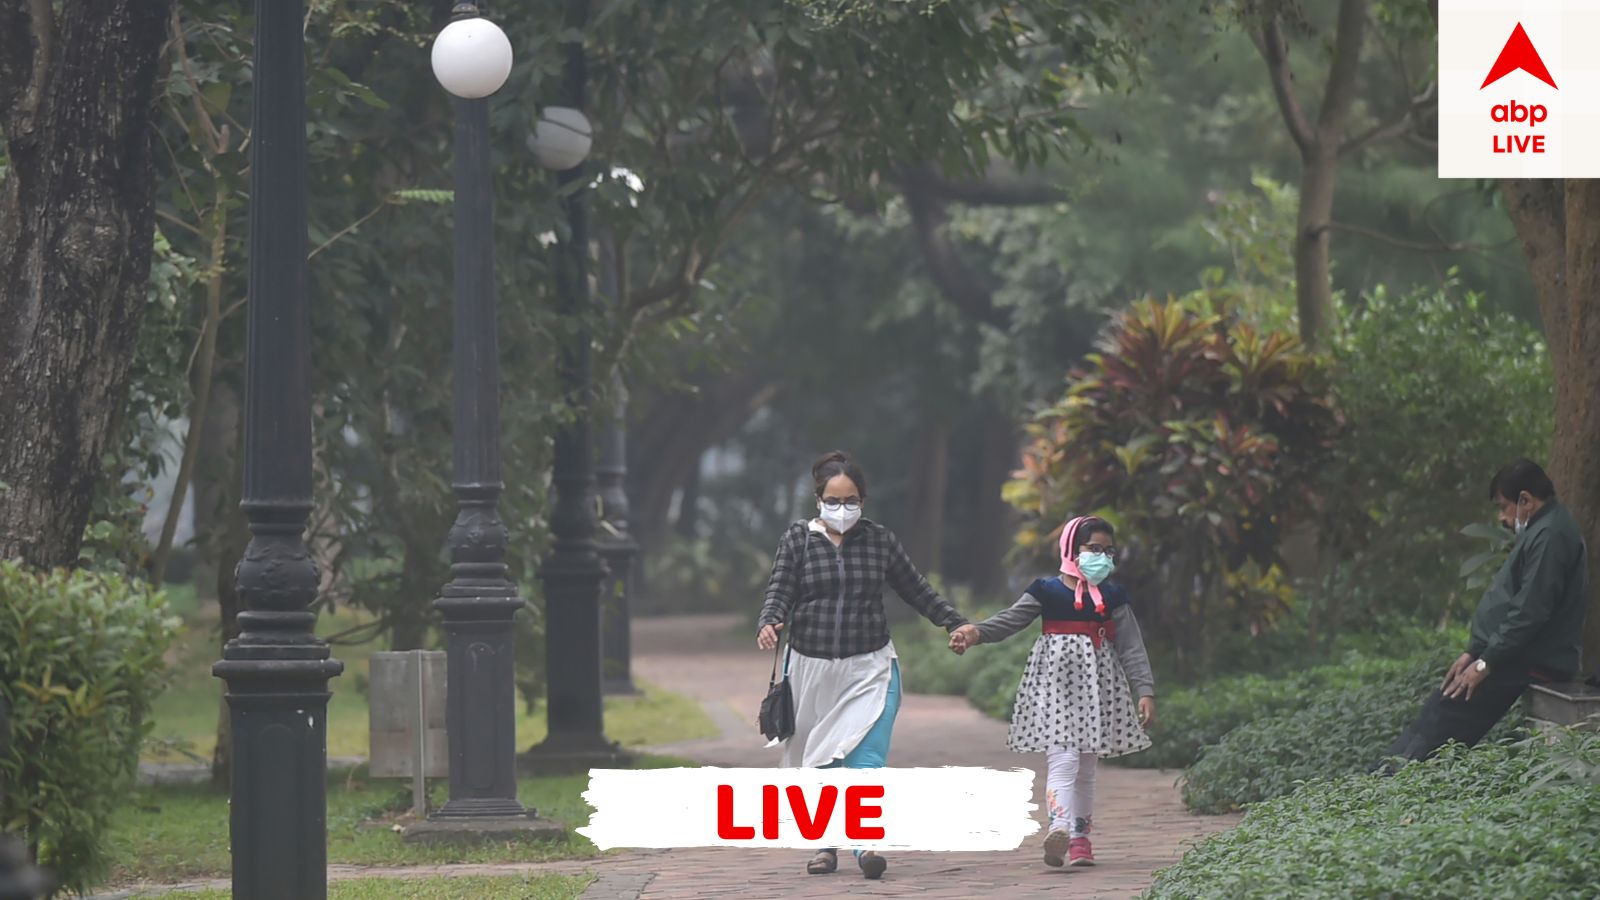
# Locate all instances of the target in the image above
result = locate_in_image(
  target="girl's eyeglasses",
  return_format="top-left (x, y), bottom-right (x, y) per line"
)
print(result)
top-left (1082, 542), bottom-right (1117, 558)
top-left (820, 498), bottom-right (862, 512)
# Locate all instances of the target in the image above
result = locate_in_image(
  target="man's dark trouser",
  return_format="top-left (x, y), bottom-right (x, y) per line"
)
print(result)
top-left (1381, 667), bottom-right (1533, 764)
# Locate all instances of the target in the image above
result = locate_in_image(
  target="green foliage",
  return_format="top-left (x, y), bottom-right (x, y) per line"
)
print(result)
top-left (1127, 629), bottom-right (1463, 771)
top-left (1178, 647), bottom-right (1526, 815)
top-left (1319, 281), bottom-right (1554, 626)
top-left (0, 562), bottom-right (179, 893)
top-left (1148, 731), bottom-right (1600, 899)
top-left (1006, 297), bottom-right (1342, 670)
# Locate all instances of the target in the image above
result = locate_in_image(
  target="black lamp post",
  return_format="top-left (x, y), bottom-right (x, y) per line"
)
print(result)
top-left (211, 0), bottom-right (344, 895)
top-left (596, 232), bottom-right (638, 696)
top-left (427, 2), bottom-right (529, 822)
top-left (596, 375), bottom-right (639, 696)
top-left (525, 0), bottom-right (625, 768)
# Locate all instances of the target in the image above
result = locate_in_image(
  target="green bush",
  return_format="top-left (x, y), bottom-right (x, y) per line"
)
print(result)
top-left (0, 562), bottom-right (179, 893)
top-left (1179, 647), bottom-right (1526, 814)
top-left (1121, 622), bottom-right (1472, 770)
top-left (1147, 731), bottom-right (1600, 899)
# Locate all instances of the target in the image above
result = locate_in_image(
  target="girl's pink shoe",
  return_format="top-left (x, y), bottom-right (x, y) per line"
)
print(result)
top-left (1068, 837), bottom-right (1095, 866)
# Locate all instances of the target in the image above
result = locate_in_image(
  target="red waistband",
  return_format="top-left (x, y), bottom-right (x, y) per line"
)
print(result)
top-left (1041, 618), bottom-right (1116, 647)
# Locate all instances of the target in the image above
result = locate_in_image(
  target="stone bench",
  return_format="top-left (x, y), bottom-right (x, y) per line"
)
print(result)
top-left (1525, 681), bottom-right (1600, 735)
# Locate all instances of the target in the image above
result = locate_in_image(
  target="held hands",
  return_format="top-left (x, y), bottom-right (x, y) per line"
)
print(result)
top-left (948, 624), bottom-right (981, 655)
top-left (1138, 696), bottom-right (1157, 729)
top-left (757, 623), bottom-right (782, 651)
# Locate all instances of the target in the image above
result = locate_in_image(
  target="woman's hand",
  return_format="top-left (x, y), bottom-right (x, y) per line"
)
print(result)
top-left (948, 624), bottom-right (981, 655)
top-left (1138, 696), bottom-right (1157, 729)
top-left (757, 623), bottom-right (783, 650)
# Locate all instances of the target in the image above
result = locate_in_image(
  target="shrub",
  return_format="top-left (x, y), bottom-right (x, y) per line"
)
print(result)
top-left (0, 562), bottom-right (179, 893)
top-left (1178, 647), bottom-right (1526, 814)
top-left (1005, 297), bottom-right (1342, 674)
top-left (1147, 731), bottom-right (1600, 899)
top-left (1318, 282), bottom-right (1553, 628)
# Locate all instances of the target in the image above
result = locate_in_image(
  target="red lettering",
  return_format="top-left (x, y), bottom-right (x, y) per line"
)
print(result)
top-left (1490, 101), bottom-right (1549, 125)
top-left (1494, 134), bottom-right (1550, 154)
top-left (716, 784), bottom-right (754, 839)
top-left (762, 785), bottom-right (779, 840)
top-left (786, 785), bottom-right (838, 841)
top-left (844, 785), bottom-right (886, 840)
top-left (1532, 134), bottom-right (1547, 152)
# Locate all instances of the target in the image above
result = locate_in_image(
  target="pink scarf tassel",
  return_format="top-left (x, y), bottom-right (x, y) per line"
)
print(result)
top-left (1058, 516), bottom-right (1107, 615)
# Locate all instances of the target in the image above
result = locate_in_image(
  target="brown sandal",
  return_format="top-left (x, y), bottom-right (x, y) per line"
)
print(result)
top-left (806, 849), bottom-right (838, 875)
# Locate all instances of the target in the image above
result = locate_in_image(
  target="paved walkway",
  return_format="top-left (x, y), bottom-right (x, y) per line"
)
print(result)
top-left (594, 614), bottom-right (1237, 900)
top-left (103, 614), bottom-right (1235, 899)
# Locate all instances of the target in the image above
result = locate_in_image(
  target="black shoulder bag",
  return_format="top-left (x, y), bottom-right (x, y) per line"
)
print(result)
top-left (758, 631), bottom-right (795, 741)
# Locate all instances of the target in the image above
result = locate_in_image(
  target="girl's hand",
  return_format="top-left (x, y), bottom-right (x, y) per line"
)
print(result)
top-left (948, 624), bottom-right (981, 655)
top-left (757, 623), bottom-right (782, 650)
top-left (1138, 696), bottom-right (1156, 729)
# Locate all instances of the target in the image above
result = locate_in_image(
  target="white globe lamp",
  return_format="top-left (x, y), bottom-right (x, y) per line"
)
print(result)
top-left (431, 6), bottom-right (514, 100)
top-left (530, 106), bottom-right (593, 171)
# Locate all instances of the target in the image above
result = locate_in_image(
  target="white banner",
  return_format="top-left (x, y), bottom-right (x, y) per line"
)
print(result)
top-left (578, 766), bottom-right (1039, 851)
top-left (1438, 0), bottom-right (1600, 177)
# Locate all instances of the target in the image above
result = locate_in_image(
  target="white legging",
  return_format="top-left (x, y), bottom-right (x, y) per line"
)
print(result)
top-left (1045, 747), bottom-right (1097, 837)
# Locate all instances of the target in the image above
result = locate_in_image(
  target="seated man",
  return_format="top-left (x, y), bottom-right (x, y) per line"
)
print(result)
top-left (1380, 458), bottom-right (1590, 765)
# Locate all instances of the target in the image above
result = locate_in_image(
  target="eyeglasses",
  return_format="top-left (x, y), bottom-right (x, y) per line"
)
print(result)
top-left (1082, 543), bottom-right (1117, 558)
top-left (820, 498), bottom-right (862, 512)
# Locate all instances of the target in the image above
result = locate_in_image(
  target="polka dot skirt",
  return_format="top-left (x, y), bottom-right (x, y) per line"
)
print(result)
top-left (1006, 634), bottom-right (1152, 757)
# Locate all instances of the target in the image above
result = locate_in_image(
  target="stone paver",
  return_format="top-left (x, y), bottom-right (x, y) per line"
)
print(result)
top-left (610, 613), bottom-right (1238, 900)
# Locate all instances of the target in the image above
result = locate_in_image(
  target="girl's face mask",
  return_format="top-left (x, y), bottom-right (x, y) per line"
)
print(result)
top-left (1077, 551), bottom-right (1115, 585)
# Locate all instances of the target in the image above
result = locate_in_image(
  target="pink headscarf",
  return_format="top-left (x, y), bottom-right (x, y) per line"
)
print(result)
top-left (1058, 515), bottom-right (1106, 615)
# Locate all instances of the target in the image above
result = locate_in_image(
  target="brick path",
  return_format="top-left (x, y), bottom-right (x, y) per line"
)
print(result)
top-left (599, 614), bottom-right (1238, 900)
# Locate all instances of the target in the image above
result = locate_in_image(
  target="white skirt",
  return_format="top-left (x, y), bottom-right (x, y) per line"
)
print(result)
top-left (1006, 633), bottom-right (1151, 757)
top-left (773, 642), bottom-right (897, 769)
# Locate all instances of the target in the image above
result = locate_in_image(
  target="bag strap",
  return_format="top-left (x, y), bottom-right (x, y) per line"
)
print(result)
top-left (769, 629), bottom-right (784, 685)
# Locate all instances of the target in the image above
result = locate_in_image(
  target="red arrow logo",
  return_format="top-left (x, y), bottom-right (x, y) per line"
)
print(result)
top-left (1482, 23), bottom-right (1557, 90)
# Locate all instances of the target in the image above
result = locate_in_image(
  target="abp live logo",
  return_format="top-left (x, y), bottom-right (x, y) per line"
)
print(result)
top-left (1483, 23), bottom-right (1555, 155)
top-left (1436, 1), bottom-right (1595, 178)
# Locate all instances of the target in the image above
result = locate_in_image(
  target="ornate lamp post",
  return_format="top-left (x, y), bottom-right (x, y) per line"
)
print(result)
top-left (212, 0), bottom-right (344, 895)
top-left (596, 233), bottom-right (638, 696)
top-left (423, 2), bottom-right (537, 826)
top-left (524, 0), bottom-right (626, 768)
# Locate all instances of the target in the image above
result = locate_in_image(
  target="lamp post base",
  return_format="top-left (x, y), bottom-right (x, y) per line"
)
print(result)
top-left (402, 811), bottom-right (567, 846)
top-left (602, 676), bottom-right (640, 696)
top-left (520, 734), bottom-right (633, 775)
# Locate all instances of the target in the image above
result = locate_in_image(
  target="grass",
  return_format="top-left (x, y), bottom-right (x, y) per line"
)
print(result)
top-left (141, 873), bottom-right (595, 899)
top-left (143, 587), bottom-right (717, 763)
top-left (106, 755), bottom-right (693, 885)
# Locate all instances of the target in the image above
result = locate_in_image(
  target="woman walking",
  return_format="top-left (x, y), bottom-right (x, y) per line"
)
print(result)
top-left (756, 450), bottom-right (969, 879)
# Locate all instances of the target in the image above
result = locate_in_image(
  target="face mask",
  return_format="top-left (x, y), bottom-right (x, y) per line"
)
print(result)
top-left (1077, 551), bottom-right (1115, 585)
top-left (820, 504), bottom-right (861, 534)
top-left (1514, 496), bottom-right (1529, 535)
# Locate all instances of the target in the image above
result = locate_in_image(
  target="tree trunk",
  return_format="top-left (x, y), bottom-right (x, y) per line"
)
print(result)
top-left (0, 0), bottom-right (175, 567)
top-left (970, 403), bottom-right (1019, 596)
top-left (191, 380), bottom-right (240, 603)
top-left (1294, 148), bottom-right (1341, 347)
top-left (902, 418), bottom-right (950, 575)
top-left (1500, 179), bottom-right (1600, 676)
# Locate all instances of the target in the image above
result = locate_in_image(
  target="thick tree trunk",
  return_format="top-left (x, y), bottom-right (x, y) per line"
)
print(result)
top-left (191, 381), bottom-right (240, 603)
top-left (902, 419), bottom-right (950, 575)
top-left (970, 403), bottom-right (1019, 596)
top-left (675, 459), bottom-right (703, 539)
top-left (1500, 179), bottom-right (1600, 676)
top-left (0, 0), bottom-right (174, 568)
top-left (1294, 149), bottom-right (1341, 347)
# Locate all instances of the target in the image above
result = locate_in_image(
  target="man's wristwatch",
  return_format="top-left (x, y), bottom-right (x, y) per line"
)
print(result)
top-left (1474, 658), bottom-right (1489, 674)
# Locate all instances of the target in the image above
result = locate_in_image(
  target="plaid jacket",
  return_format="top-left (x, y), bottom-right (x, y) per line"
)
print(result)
top-left (757, 518), bottom-right (968, 659)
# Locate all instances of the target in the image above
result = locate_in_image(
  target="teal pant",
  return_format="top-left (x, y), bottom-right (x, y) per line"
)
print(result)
top-left (820, 660), bottom-right (900, 855)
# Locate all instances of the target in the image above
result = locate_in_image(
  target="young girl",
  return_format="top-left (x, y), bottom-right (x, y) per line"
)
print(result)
top-left (949, 515), bottom-right (1156, 868)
